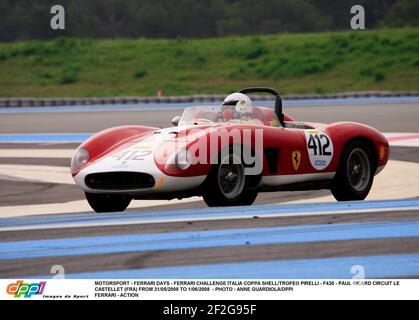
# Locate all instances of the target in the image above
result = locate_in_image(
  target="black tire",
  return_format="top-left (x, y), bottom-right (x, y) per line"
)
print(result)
top-left (202, 147), bottom-right (259, 207)
top-left (331, 140), bottom-right (375, 201)
top-left (85, 193), bottom-right (132, 213)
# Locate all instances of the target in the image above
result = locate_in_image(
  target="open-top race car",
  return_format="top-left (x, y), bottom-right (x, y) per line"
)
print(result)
top-left (71, 87), bottom-right (389, 213)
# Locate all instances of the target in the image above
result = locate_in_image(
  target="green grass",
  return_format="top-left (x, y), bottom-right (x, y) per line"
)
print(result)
top-left (0, 29), bottom-right (418, 97)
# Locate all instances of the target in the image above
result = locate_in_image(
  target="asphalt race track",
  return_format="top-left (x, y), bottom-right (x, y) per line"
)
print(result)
top-left (0, 98), bottom-right (419, 279)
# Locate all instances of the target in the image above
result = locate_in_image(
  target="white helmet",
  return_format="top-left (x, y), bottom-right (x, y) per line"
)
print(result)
top-left (223, 93), bottom-right (252, 114)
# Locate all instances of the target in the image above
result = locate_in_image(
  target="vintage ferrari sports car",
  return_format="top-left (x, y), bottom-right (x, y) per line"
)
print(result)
top-left (71, 88), bottom-right (389, 213)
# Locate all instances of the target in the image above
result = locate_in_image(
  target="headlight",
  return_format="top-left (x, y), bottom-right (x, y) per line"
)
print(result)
top-left (167, 148), bottom-right (193, 171)
top-left (71, 147), bottom-right (89, 175)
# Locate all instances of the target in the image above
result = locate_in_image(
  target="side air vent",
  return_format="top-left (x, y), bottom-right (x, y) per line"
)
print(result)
top-left (264, 148), bottom-right (279, 173)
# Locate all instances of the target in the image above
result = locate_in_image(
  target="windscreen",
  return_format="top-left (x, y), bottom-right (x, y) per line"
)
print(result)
top-left (178, 106), bottom-right (280, 127)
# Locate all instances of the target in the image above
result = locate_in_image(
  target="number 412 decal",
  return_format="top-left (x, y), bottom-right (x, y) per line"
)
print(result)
top-left (305, 130), bottom-right (334, 170)
top-left (112, 148), bottom-right (153, 164)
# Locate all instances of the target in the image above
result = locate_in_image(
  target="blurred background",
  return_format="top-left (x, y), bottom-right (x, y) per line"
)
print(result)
top-left (0, 0), bottom-right (418, 97)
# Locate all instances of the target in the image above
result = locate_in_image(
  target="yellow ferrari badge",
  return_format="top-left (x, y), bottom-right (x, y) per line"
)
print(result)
top-left (292, 151), bottom-right (301, 171)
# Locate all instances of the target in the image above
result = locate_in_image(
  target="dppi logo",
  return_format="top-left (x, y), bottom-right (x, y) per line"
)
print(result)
top-left (6, 280), bottom-right (46, 298)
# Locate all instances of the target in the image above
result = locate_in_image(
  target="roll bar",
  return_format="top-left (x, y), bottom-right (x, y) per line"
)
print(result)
top-left (239, 87), bottom-right (284, 126)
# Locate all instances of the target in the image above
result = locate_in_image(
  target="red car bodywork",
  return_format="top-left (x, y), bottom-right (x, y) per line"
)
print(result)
top-left (72, 107), bottom-right (389, 186)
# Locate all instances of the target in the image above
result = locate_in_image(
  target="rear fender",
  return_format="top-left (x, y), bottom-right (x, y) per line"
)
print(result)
top-left (325, 122), bottom-right (389, 170)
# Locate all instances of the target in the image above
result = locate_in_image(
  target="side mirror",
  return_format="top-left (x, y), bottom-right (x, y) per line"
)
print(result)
top-left (172, 115), bottom-right (181, 126)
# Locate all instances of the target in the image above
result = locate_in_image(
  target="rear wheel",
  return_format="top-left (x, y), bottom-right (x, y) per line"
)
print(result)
top-left (331, 141), bottom-right (375, 201)
top-left (202, 149), bottom-right (258, 207)
top-left (85, 193), bottom-right (132, 213)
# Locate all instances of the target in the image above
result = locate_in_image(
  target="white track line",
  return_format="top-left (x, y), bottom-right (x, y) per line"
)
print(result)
top-left (0, 149), bottom-right (74, 158)
top-left (0, 164), bottom-right (74, 185)
top-left (0, 197), bottom-right (203, 218)
top-left (384, 132), bottom-right (419, 147)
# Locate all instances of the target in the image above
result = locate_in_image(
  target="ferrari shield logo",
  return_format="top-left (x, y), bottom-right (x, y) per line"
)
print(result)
top-left (292, 151), bottom-right (301, 171)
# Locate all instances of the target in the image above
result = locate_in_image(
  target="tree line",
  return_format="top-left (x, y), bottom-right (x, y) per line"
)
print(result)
top-left (0, 0), bottom-right (418, 41)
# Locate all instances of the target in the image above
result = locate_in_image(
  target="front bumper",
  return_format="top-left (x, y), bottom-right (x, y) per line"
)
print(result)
top-left (73, 156), bottom-right (206, 195)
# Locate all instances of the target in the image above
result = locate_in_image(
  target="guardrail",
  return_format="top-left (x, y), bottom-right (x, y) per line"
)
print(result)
top-left (0, 91), bottom-right (418, 107)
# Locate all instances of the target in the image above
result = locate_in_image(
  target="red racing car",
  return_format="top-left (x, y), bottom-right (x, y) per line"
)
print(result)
top-left (71, 87), bottom-right (389, 213)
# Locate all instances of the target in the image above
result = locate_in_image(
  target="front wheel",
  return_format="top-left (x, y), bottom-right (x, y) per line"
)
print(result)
top-left (202, 150), bottom-right (258, 207)
top-left (85, 193), bottom-right (132, 213)
top-left (331, 141), bottom-right (375, 201)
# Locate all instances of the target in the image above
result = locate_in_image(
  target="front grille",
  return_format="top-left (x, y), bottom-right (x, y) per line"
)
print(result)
top-left (85, 172), bottom-right (155, 190)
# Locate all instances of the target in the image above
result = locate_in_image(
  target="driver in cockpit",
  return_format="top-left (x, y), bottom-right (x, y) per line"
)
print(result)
top-left (222, 93), bottom-right (263, 125)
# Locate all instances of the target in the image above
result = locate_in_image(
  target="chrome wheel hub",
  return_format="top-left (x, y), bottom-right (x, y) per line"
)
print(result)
top-left (218, 156), bottom-right (245, 199)
top-left (347, 148), bottom-right (371, 192)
